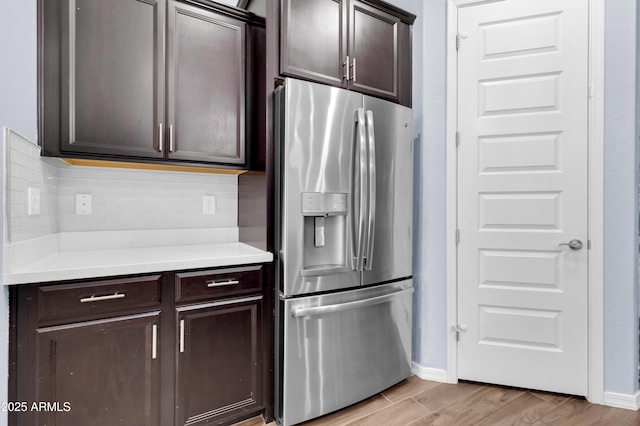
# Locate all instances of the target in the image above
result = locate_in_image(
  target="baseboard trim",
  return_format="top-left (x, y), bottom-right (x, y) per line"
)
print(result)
top-left (410, 365), bottom-right (640, 411)
top-left (603, 390), bottom-right (640, 411)
top-left (411, 362), bottom-right (449, 383)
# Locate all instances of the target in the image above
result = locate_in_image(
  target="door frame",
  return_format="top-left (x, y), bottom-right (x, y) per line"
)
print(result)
top-left (445, 0), bottom-right (605, 403)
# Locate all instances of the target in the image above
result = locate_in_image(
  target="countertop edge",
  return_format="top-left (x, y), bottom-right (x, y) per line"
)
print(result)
top-left (2, 243), bottom-right (273, 286)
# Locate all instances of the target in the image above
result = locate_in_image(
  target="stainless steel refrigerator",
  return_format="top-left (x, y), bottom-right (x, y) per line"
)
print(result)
top-left (274, 78), bottom-right (414, 426)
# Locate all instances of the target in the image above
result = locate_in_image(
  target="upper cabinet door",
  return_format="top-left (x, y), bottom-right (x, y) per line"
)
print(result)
top-left (60, 0), bottom-right (165, 159)
top-left (349, 0), bottom-right (404, 103)
top-left (167, 1), bottom-right (246, 165)
top-left (280, 0), bottom-right (348, 87)
top-left (278, 0), bottom-right (413, 106)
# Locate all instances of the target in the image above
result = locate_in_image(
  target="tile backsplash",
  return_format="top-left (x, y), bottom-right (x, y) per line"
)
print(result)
top-left (4, 128), bottom-right (238, 244)
top-left (56, 165), bottom-right (237, 232)
top-left (5, 129), bottom-right (58, 243)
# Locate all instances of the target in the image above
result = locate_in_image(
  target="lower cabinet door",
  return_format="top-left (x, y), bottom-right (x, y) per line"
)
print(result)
top-left (36, 312), bottom-right (160, 426)
top-left (176, 296), bottom-right (262, 426)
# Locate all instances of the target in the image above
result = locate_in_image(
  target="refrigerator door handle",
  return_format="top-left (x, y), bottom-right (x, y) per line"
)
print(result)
top-left (364, 110), bottom-right (376, 270)
top-left (291, 287), bottom-right (414, 317)
top-left (352, 108), bottom-right (367, 271)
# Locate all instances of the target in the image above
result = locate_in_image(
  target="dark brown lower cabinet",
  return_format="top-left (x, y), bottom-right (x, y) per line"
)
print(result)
top-left (37, 313), bottom-right (161, 426)
top-left (10, 265), bottom-right (268, 426)
top-left (176, 297), bottom-right (262, 425)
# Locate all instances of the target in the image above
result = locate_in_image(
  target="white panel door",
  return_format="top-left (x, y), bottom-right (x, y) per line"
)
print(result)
top-left (457, 0), bottom-right (588, 395)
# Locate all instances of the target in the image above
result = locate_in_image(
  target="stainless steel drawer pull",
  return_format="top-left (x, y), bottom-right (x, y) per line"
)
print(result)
top-left (152, 324), bottom-right (158, 359)
top-left (158, 123), bottom-right (164, 152)
top-left (179, 319), bottom-right (185, 353)
top-left (169, 124), bottom-right (174, 152)
top-left (206, 279), bottom-right (240, 288)
top-left (80, 293), bottom-right (125, 303)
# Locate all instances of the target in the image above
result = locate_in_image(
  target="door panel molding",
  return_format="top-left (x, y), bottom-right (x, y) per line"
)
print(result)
top-left (445, 0), bottom-right (604, 404)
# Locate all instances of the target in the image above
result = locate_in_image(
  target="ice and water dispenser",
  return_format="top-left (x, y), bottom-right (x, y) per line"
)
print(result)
top-left (300, 192), bottom-right (349, 276)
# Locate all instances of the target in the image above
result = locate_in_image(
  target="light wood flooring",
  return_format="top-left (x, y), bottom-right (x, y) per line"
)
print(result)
top-left (235, 376), bottom-right (640, 426)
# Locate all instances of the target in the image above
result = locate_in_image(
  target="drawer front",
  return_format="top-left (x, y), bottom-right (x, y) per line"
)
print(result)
top-left (38, 275), bottom-right (162, 323)
top-left (176, 265), bottom-right (262, 303)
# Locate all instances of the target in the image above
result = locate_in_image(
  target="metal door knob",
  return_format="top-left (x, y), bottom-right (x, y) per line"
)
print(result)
top-left (558, 239), bottom-right (583, 251)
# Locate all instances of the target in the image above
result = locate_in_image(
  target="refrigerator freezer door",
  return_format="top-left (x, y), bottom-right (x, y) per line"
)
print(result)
top-left (278, 78), bottom-right (363, 296)
top-left (362, 96), bottom-right (414, 285)
top-left (278, 280), bottom-right (413, 426)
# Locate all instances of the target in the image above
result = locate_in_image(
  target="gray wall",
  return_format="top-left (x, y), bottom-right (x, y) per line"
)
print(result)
top-left (386, 0), bottom-right (448, 372)
top-left (0, 0), bottom-right (37, 414)
top-left (604, 0), bottom-right (639, 395)
top-left (0, 0), bottom-right (37, 143)
top-left (637, 0), bottom-right (640, 388)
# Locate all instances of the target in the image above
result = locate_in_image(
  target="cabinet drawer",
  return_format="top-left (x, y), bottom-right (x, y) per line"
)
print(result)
top-left (175, 265), bottom-right (262, 303)
top-left (37, 275), bottom-right (161, 323)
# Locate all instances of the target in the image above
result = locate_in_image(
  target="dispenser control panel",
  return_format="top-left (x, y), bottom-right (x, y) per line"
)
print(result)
top-left (301, 192), bottom-right (347, 216)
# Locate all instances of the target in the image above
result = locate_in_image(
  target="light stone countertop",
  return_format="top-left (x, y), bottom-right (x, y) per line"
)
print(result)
top-left (2, 230), bottom-right (273, 285)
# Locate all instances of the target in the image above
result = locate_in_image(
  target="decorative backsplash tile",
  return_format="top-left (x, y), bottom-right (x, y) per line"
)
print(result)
top-left (4, 128), bottom-right (239, 244)
top-left (5, 129), bottom-right (58, 243)
top-left (56, 166), bottom-right (237, 232)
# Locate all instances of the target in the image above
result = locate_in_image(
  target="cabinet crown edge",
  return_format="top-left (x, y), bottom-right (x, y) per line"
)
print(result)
top-left (358, 0), bottom-right (416, 24)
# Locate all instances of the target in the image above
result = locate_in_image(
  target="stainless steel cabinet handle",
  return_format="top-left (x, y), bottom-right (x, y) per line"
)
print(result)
top-left (206, 279), bottom-right (240, 288)
top-left (364, 110), bottom-right (376, 270)
top-left (344, 55), bottom-right (350, 80)
top-left (558, 239), bottom-right (583, 251)
top-left (152, 324), bottom-right (158, 359)
top-left (80, 293), bottom-right (125, 303)
top-left (169, 124), bottom-right (174, 152)
top-left (179, 319), bottom-right (185, 353)
top-left (292, 287), bottom-right (414, 318)
top-left (158, 123), bottom-right (164, 152)
top-left (352, 57), bottom-right (356, 82)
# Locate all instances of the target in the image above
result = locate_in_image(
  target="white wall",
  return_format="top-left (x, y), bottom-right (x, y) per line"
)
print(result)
top-left (603, 0), bottom-right (639, 395)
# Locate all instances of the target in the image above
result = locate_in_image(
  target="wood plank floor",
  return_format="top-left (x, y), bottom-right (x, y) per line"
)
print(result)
top-left (235, 376), bottom-right (640, 426)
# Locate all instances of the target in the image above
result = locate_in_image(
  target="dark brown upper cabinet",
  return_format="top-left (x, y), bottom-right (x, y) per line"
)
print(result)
top-left (167, 1), bottom-right (246, 164)
top-left (281, 0), bottom-right (347, 87)
top-left (280, 0), bottom-right (415, 106)
top-left (40, 0), bottom-right (166, 160)
top-left (39, 0), bottom-right (264, 167)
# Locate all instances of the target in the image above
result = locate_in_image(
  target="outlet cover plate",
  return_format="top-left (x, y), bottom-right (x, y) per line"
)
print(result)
top-left (27, 187), bottom-right (41, 215)
top-left (203, 195), bottom-right (216, 215)
top-left (76, 194), bottom-right (92, 215)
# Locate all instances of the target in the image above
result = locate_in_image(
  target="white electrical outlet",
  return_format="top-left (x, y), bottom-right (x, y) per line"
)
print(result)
top-left (76, 194), bottom-right (92, 215)
top-left (202, 195), bottom-right (216, 215)
top-left (27, 187), bottom-right (41, 215)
